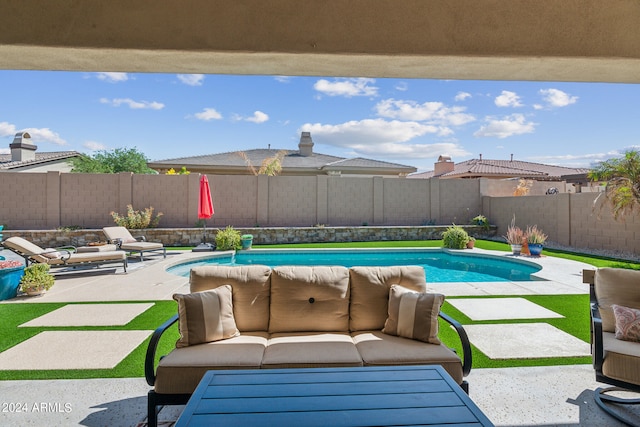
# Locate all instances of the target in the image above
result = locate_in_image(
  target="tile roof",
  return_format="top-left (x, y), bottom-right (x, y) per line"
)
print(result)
top-left (0, 151), bottom-right (81, 170)
top-left (410, 158), bottom-right (589, 180)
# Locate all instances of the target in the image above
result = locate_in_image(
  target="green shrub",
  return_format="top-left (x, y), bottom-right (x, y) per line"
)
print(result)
top-left (215, 226), bottom-right (242, 251)
top-left (442, 225), bottom-right (470, 249)
top-left (110, 205), bottom-right (163, 229)
top-left (20, 264), bottom-right (55, 293)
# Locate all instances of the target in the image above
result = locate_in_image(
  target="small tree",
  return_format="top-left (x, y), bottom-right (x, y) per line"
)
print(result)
top-left (589, 149), bottom-right (640, 220)
top-left (238, 151), bottom-right (287, 176)
top-left (71, 147), bottom-right (156, 174)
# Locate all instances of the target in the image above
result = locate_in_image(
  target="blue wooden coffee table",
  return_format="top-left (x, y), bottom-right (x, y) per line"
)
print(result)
top-left (174, 365), bottom-right (494, 426)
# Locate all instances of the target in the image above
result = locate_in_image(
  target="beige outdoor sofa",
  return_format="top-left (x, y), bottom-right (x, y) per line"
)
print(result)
top-left (2, 236), bottom-right (127, 272)
top-left (102, 226), bottom-right (166, 261)
top-left (145, 264), bottom-right (472, 427)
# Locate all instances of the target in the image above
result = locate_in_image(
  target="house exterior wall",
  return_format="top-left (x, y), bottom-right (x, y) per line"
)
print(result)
top-left (0, 172), bottom-right (637, 256)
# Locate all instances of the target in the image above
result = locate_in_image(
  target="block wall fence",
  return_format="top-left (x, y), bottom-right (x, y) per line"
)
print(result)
top-left (0, 171), bottom-right (637, 255)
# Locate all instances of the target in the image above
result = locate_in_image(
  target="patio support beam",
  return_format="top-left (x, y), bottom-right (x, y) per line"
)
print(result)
top-left (0, 0), bottom-right (639, 83)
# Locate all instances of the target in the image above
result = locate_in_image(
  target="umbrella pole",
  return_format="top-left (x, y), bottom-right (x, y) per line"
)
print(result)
top-left (202, 220), bottom-right (207, 244)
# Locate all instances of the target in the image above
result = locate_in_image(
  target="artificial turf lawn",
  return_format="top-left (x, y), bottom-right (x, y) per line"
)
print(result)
top-left (1, 239), bottom-right (636, 380)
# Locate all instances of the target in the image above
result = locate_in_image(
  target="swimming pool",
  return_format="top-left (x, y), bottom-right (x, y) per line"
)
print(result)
top-left (167, 248), bottom-right (542, 282)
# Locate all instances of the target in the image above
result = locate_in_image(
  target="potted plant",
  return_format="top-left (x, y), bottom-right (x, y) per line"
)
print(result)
top-left (241, 234), bottom-right (254, 250)
top-left (466, 236), bottom-right (476, 249)
top-left (215, 226), bottom-right (242, 251)
top-left (470, 215), bottom-right (490, 231)
top-left (526, 225), bottom-right (548, 256)
top-left (503, 216), bottom-right (525, 255)
top-left (0, 259), bottom-right (24, 300)
top-left (19, 263), bottom-right (55, 296)
top-left (442, 225), bottom-right (470, 249)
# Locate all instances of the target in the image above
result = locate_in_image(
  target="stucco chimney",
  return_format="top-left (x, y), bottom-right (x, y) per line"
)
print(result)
top-left (298, 132), bottom-right (314, 157)
top-left (10, 132), bottom-right (37, 162)
top-left (434, 155), bottom-right (454, 176)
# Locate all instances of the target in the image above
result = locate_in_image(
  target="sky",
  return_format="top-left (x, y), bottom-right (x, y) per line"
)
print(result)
top-left (0, 70), bottom-right (639, 172)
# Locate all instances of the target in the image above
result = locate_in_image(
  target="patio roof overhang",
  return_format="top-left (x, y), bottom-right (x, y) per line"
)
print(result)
top-left (0, 1), bottom-right (639, 83)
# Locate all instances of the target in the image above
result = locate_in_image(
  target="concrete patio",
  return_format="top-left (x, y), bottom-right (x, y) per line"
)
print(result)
top-left (0, 248), bottom-right (637, 426)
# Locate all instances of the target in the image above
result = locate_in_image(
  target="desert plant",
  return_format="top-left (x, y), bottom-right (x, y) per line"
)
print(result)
top-left (110, 205), bottom-right (163, 229)
top-left (513, 179), bottom-right (533, 196)
top-left (526, 225), bottom-right (548, 245)
top-left (215, 226), bottom-right (242, 251)
top-left (19, 264), bottom-right (55, 294)
top-left (238, 150), bottom-right (287, 176)
top-left (471, 215), bottom-right (490, 230)
top-left (442, 225), bottom-right (470, 249)
top-left (503, 216), bottom-right (525, 245)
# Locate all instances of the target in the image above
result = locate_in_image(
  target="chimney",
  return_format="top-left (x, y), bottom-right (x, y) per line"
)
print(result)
top-left (510, 153), bottom-right (514, 162)
top-left (10, 132), bottom-right (37, 162)
top-left (298, 132), bottom-right (314, 157)
top-left (434, 155), bottom-right (454, 176)
top-left (479, 153), bottom-right (482, 160)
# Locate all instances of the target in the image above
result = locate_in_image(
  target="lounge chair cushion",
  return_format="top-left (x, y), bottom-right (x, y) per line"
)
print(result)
top-left (382, 285), bottom-right (444, 345)
top-left (595, 268), bottom-right (640, 333)
top-left (119, 241), bottom-right (163, 251)
top-left (349, 266), bottom-right (427, 332)
top-left (42, 249), bottom-right (63, 259)
top-left (102, 226), bottom-right (138, 243)
top-left (268, 266), bottom-right (350, 333)
top-left (173, 286), bottom-right (240, 347)
top-left (45, 251), bottom-right (126, 265)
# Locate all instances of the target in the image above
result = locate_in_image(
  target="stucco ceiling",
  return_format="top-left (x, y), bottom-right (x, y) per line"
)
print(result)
top-left (1, 0), bottom-right (639, 83)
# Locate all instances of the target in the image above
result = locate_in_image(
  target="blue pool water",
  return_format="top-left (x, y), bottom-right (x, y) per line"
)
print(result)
top-left (167, 249), bottom-right (542, 282)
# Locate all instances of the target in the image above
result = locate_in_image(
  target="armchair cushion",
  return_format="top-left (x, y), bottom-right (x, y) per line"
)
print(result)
top-left (382, 285), bottom-right (444, 345)
top-left (613, 304), bottom-right (640, 342)
top-left (173, 286), bottom-right (239, 347)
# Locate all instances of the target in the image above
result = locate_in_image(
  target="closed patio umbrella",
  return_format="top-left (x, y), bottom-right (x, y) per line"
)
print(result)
top-left (193, 174), bottom-right (215, 252)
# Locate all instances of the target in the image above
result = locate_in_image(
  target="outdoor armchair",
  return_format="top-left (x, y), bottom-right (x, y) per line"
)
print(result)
top-left (102, 226), bottom-right (166, 261)
top-left (2, 236), bottom-right (127, 272)
top-left (586, 267), bottom-right (640, 426)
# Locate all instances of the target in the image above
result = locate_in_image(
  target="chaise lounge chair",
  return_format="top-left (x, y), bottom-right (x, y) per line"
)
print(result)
top-left (103, 226), bottom-right (166, 261)
top-left (2, 236), bottom-right (127, 272)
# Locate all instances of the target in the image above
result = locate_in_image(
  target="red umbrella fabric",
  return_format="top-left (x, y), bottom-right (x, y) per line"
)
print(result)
top-left (198, 175), bottom-right (214, 219)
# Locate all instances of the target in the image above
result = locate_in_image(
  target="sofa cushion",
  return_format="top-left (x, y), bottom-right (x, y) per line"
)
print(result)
top-left (602, 331), bottom-right (640, 386)
top-left (613, 304), bottom-right (640, 342)
top-left (190, 265), bottom-right (271, 332)
top-left (269, 266), bottom-right (350, 333)
top-left (349, 266), bottom-right (427, 332)
top-left (352, 331), bottom-right (463, 385)
top-left (261, 332), bottom-right (363, 368)
top-left (154, 332), bottom-right (269, 394)
top-left (382, 285), bottom-right (444, 345)
top-left (173, 286), bottom-right (239, 347)
top-left (595, 268), bottom-right (640, 333)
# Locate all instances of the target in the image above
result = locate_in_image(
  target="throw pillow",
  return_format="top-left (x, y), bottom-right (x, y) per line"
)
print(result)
top-left (41, 248), bottom-right (62, 259)
top-left (612, 304), bottom-right (640, 343)
top-left (382, 285), bottom-right (444, 345)
top-left (173, 285), bottom-right (239, 347)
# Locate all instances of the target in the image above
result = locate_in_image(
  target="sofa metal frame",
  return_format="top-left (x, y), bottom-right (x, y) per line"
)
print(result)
top-left (587, 269), bottom-right (640, 426)
top-left (144, 311), bottom-right (472, 427)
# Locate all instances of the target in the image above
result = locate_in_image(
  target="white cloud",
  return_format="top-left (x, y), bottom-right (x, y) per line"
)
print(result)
top-left (375, 99), bottom-right (475, 128)
top-left (274, 76), bottom-right (292, 83)
top-left (245, 111), bottom-right (269, 124)
top-left (177, 74), bottom-right (205, 86)
top-left (23, 128), bottom-right (67, 146)
top-left (100, 98), bottom-right (164, 110)
top-left (96, 72), bottom-right (129, 83)
top-left (0, 121), bottom-right (17, 137)
top-left (474, 114), bottom-right (536, 139)
top-left (395, 82), bottom-right (409, 92)
top-left (313, 78), bottom-right (378, 97)
top-left (83, 141), bottom-right (106, 151)
top-left (533, 104), bottom-right (544, 110)
top-left (455, 92), bottom-right (472, 101)
top-left (0, 148), bottom-right (8, 154)
top-left (539, 88), bottom-right (578, 107)
top-left (299, 119), bottom-right (470, 160)
top-left (194, 108), bottom-right (223, 121)
top-left (495, 90), bottom-right (523, 108)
